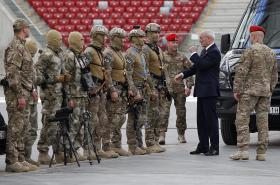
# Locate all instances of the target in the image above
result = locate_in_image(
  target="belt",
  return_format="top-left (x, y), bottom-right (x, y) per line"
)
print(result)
top-left (92, 75), bottom-right (104, 84)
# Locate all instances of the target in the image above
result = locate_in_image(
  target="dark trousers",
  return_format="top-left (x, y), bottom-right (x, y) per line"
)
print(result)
top-left (196, 97), bottom-right (219, 152)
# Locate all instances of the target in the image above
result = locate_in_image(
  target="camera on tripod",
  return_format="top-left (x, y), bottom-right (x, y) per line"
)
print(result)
top-left (49, 107), bottom-right (73, 123)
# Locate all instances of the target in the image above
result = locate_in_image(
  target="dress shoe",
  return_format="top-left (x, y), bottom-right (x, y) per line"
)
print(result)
top-left (190, 149), bottom-right (208, 155)
top-left (204, 149), bottom-right (219, 156)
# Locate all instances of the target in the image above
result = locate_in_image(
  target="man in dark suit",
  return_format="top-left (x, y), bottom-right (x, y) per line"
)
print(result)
top-left (175, 31), bottom-right (221, 156)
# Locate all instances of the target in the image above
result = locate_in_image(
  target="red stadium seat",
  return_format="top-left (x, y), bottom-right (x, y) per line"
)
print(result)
top-left (193, 6), bottom-right (204, 13)
top-left (53, 13), bottom-right (64, 19)
top-left (104, 19), bottom-right (115, 25)
top-left (139, 19), bottom-right (150, 25)
top-left (146, 12), bottom-right (156, 19)
top-left (31, 1), bottom-right (42, 8)
top-left (54, 25), bottom-right (65, 32)
top-left (46, 7), bottom-right (57, 13)
top-left (42, 13), bottom-right (53, 20)
top-left (109, 1), bottom-right (120, 7)
top-left (53, 1), bottom-right (64, 8)
top-left (86, 0), bottom-right (97, 7)
top-left (111, 13), bottom-right (121, 19)
top-left (61, 32), bottom-right (69, 38)
top-left (179, 12), bottom-right (190, 19)
top-left (181, 7), bottom-right (192, 12)
top-left (36, 7), bottom-right (47, 16)
top-left (92, 7), bottom-right (101, 13)
top-left (114, 7), bottom-right (125, 13)
top-left (197, 0), bottom-right (208, 6)
top-left (120, 1), bottom-right (130, 7)
top-left (169, 24), bottom-right (179, 32)
top-left (100, 13), bottom-right (110, 19)
top-left (171, 7), bottom-right (181, 13)
top-left (76, 1), bottom-right (86, 8)
top-left (65, 25), bottom-right (75, 32)
top-left (88, 12), bottom-right (99, 19)
top-left (138, 7), bottom-right (148, 13)
top-left (47, 19), bottom-right (58, 28)
top-left (182, 18), bottom-right (193, 24)
top-left (70, 19), bottom-right (81, 25)
top-left (59, 19), bottom-right (70, 25)
top-left (148, 7), bottom-right (159, 13)
top-left (76, 25), bottom-right (87, 32)
top-left (69, 7), bottom-right (79, 13)
top-left (126, 7), bottom-right (136, 13)
top-left (128, 18), bottom-right (139, 25)
top-left (161, 24), bottom-right (169, 32)
top-left (169, 12), bottom-right (178, 19)
top-left (65, 13), bottom-right (76, 19)
top-left (76, 13), bottom-right (87, 19)
top-left (150, 18), bottom-right (161, 24)
top-left (115, 19), bottom-right (126, 27)
top-left (134, 13), bottom-right (144, 19)
top-left (131, 1), bottom-right (141, 7)
top-left (152, 1), bottom-right (163, 7)
top-left (180, 24), bottom-right (192, 32)
top-left (186, 1), bottom-right (196, 7)
top-left (65, 1), bottom-right (75, 7)
top-left (103, 8), bottom-right (113, 14)
top-left (80, 7), bottom-right (91, 13)
top-left (190, 12), bottom-right (200, 21)
top-left (58, 7), bottom-right (68, 13)
top-left (141, 1), bottom-right (152, 7)
top-left (174, 1), bottom-right (183, 7)
top-left (123, 13), bottom-right (133, 19)
top-left (81, 19), bottom-right (93, 25)
top-left (161, 18), bottom-right (171, 25)
top-left (172, 19), bottom-right (183, 24)
top-left (42, 1), bottom-right (53, 7)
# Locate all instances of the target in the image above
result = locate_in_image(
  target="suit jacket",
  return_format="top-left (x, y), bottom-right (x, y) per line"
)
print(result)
top-left (183, 43), bottom-right (221, 97)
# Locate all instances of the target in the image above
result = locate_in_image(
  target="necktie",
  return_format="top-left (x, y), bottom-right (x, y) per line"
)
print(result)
top-left (200, 48), bottom-right (206, 57)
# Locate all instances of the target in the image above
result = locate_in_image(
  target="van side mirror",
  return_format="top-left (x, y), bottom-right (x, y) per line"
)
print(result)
top-left (221, 34), bottom-right (231, 54)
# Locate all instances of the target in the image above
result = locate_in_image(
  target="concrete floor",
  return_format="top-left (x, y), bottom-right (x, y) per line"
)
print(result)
top-left (0, 129), bottom-right (280, 185)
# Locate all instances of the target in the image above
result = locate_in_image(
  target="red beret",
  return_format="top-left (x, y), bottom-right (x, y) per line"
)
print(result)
top-left (166, 33), bottom-right (178, 41)
top-left (249, 25), bottom-right (265, 34)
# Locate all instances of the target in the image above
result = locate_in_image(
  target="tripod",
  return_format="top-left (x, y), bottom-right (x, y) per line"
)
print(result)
top-left (74, 111), bottom-right (101, 165)
top-left (49, 116), bottom-right (80, 167)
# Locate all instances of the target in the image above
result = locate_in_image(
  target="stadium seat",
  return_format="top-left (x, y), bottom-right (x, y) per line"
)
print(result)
top-left (70, 19), bottom-right (81, 25)
top-left (54, 25), bottom-right (65, 32)
top-left (58, 7), bottom-right (68, 13)
top-left (47, 19), bottom-right (58, 28)
top-left (86, 0), bottom-right (97, 7)
top-left (131, 1), bottom-right (141, 7)
top-left (81, 19), bottom-right (93, 25)
top-left (65, 25), bottom-right (75, 32)
top-left (76, 25), bottom-right (87, 32)
top-left (53, 13), bottom-right (64, 19)
top-left (59, 19), bottom-right (69, 26)
top-left (88, 12), bottom-right (99, 19)
top-left (111, 13), bottom-right (121, 19)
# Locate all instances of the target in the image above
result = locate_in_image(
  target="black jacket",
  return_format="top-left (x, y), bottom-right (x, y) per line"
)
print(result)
top-left (183, 43), bottom-right (221, 97)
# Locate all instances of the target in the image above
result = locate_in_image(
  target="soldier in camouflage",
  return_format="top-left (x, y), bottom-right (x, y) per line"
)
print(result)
top-left (230, 25), bottom-right (278, 161)
top-left (24, 39), bottom-right (40, 166)
top-left (4, 19), bottom-right (39, 172)
top-left (142, 23), bottom-right (168, 153)
top-left (35, 29), bottom-right (70, 164)
top-left (63, 31), bottom-right (89, 161)
top-left (125, 28), bottom-right (156, 155)
top-left (84, 25), bottom-right (119, 159)
top-left (159, 33), bottom-right (194, 145)
top-left (104, 27), bottom-right (130, 156)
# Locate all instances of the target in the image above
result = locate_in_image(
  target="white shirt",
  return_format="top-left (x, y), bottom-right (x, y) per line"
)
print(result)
top-left (190, 42), bottom-right (215, 57)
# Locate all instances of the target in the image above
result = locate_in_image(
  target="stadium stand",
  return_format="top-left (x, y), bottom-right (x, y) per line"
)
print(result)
top-left (27, 0), bottom-right (208, 47)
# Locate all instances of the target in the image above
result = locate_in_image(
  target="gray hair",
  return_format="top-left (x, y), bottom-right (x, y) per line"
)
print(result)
top-left (200, 30), bottom-right (215, 40)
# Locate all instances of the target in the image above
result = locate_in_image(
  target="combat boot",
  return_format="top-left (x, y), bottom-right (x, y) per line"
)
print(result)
top-left (112, 147), bottom-right (131, 156)
top-left (26, 158), bottom-right (40, 167)
top-left (21, 161), bottom-right (39, 171)
top-left (155, 143), bottom-right (166, 152)
top-left (230, 151), bottom-right (249, 160)
top-left (38, 151), bottom-right (53, 165)
top-left (128, 145), bottom-right (146, 155)
top-left (97, 149), bottom-right (119, 159)
top-left (139, 146), bottom-right (150, 154)
top-left (256, 154), bottom-right (265, 161)
top-left (6, 162), bottom-right (30, 173)
top-left (158, 132), bottom-right (166, 145)
top-left (146, 145), bottom-right (161, 153)
top-left (84, 149), bottom-right (97, 160)
top-left (178, 134), bottom-right (187, 143)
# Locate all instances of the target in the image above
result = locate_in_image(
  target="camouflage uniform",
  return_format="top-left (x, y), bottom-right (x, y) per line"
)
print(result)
top-left (4, 36), bottom-right (35, 165)
top-left (84, 25), bottom-right (118, 158)
top-left (24, 39), bottom-right (39, 165)
top-left (104, 27), bottom-right (130, 156)
top-left (35, 46), bottom-right (65, 154)
top-left (233, 43), bottom-right (278, 155)
top-left (143, 23), bottom-right (168, 152)
top-left (162, 51), bottom-right (194, 137)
